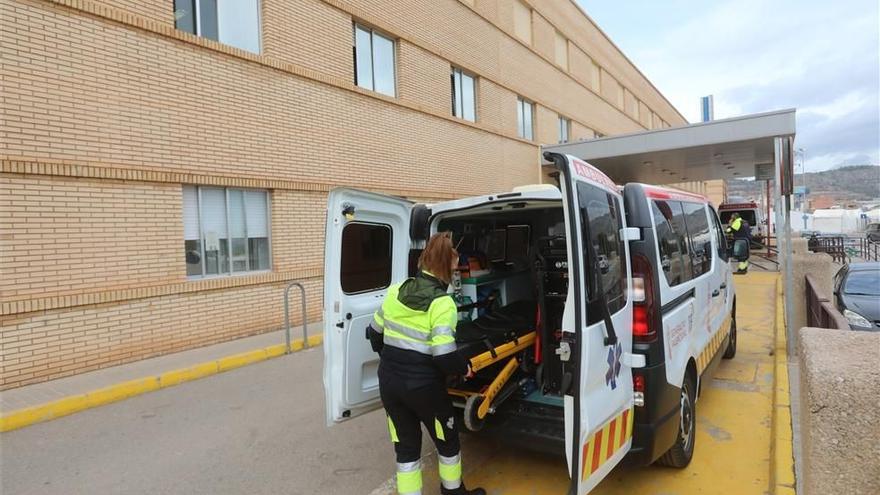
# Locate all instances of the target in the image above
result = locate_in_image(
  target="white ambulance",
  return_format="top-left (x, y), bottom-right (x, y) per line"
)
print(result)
top-left (322, 153), bottom-right (746, 493)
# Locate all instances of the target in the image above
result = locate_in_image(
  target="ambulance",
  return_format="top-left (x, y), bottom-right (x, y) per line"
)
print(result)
top-left (718, 201), bottom-right (766, 245)
top-left (323, 153), bottom-right (747, 493)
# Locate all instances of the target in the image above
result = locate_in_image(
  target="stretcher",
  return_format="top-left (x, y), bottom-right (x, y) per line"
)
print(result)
top-left (448, 300), bottom-right (537, 431)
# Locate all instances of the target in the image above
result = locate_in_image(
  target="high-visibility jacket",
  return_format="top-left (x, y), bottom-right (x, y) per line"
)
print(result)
top-left (367, 271), bottom-right (468, 388)
top-left (727, 217), bottom-right (751, 239)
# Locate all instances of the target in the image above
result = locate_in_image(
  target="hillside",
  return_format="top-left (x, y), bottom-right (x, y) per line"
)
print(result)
top-left (726, 165), bottom-right (880, 203)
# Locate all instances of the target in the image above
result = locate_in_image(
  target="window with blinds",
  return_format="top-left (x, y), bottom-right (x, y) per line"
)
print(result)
top-left (182, 185), bottom-right (271, 277)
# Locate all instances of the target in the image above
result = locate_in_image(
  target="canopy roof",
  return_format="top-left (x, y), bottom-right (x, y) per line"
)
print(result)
top-left (542, 109), bottom-right (797, 185)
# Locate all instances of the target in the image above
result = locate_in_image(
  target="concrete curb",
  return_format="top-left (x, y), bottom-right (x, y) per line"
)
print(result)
top-left (0, 334), bottom-right (323, 433)
top-left (771, 276), bottom-right (797, 494)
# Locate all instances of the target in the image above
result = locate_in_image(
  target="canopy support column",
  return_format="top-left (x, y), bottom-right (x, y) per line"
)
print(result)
top-left (774, 137), bottom-right (795, 356)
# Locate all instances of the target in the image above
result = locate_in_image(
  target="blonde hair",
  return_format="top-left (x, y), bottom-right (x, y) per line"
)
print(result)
top-left (418, 232), bottom-right (458, 284)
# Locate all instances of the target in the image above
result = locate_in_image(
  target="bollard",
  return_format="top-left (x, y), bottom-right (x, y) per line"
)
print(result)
top-left (283, 282), bottom-right (308, 354)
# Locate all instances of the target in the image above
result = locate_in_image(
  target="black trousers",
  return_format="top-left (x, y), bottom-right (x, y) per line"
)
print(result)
top-left (379, 374), bottom-right (461, 463)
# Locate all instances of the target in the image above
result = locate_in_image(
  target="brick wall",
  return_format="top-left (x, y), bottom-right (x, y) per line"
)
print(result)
top-left (1, 278), bottom-right (323, 389)
top-left (0, 0), bottom-right (692, 388)
top-left (0, 175), bottom-right (183, 301)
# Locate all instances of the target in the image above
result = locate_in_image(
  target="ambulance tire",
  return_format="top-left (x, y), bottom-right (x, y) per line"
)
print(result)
top-left (657, 372), bottom-right (696, 468)
top-left (723, 309), bottom-right (737, 360)
top-left (463, 394), bottom-right (486, 432)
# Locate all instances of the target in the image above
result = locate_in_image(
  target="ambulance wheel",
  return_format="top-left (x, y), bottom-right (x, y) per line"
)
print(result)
top-left (657, 372), bottom-right (696, 468)
top-left (463, 395), bottom-right (486, 432)
top-left (723, 308), bottom-right (737, 360)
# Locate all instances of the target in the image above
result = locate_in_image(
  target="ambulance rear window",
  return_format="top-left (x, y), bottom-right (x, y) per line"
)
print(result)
top-left (719, 209), bottom-right (756, 226)
top-left (341, 222), bottom-right (392, 294)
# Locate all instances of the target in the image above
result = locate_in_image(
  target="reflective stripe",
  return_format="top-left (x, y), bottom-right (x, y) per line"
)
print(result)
top-left (438, 453), bottom-right (461, 465)
top-left (434, 418), bottom-right (446, 441)
top-left (387, 416), bottom-right (399, 443)
top-left (437, 454), bottom-right (462, 489)
top-left (431, 341), bottom-right (458, 356)
top-left (373, 313), bottom-right (385, 333)
top-left (383, 334), bottom-right (432, 354)
top-left (384, 319), bottom-right (430, 341)
top-left (431, 325), bottom-right (454, 337)
top-left (396, 461), bottom-right (423, 495)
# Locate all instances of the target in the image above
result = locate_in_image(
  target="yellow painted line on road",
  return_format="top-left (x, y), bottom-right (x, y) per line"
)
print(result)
top-left (771, 276), bottom-right (797, 493)
top-left (0, 333), bottom-right (323, 433)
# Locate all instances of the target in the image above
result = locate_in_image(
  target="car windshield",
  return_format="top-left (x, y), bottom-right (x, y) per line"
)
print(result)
top-left (844, 270), bottom-right (880, 296)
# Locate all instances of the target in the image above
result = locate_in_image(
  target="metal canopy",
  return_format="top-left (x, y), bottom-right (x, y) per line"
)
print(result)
top-left (542, 109), bottom-right (796, 185)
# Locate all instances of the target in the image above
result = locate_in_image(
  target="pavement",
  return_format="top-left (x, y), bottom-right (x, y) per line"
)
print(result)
top-left (1, 273), bottom-right (791, 494)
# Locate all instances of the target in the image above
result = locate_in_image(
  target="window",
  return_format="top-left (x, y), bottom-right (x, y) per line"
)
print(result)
top-left (516, 97), bottom-right (534, 140)
top-left (558, 116), bottom-right (571, 144)
top-left (554, 30), bottom-right (568, 69)
top-left (590, 61), bottom-right (601, 92)
top-left (341, 223), bottom-right (392, 294)
top-left (682, 202), bottom-right (712, 277)
top-left (710, 207), bottom-right (729, 261)
top-left (719, 209), bottom-right (757, 226)
top-left (513, 0), bottom-right (532, 44)
top-left (578, 183), bottom-right (627, 324)
top-left (183, 186), bottom-right (270, 278)
top-left (354, 24), bottom-right (396, 97)
top-left (173, 0), bottom-right (261, 53)
top-left (451, 68), bottom-right (476, 122)
top-left (651, 200), bottom-right (694, 286)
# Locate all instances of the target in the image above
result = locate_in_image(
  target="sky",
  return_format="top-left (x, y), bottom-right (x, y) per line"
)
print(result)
top-left (577, 0), bottom-right (880, 172)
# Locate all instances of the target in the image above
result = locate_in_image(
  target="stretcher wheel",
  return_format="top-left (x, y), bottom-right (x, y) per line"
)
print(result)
top-left (463, 394), bottom-right (486, 432)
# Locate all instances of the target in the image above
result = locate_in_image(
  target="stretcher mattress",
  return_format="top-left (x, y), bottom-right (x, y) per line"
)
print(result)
top-left (455, 300), bottom-right (536, 360)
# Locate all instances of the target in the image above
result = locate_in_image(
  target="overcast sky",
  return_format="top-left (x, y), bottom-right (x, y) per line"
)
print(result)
top-left (578, 0), bottom-right (880, 172)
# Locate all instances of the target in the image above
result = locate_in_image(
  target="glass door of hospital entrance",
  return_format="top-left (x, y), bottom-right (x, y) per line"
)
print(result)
top-left (323, 188), bottom-right (412, 425)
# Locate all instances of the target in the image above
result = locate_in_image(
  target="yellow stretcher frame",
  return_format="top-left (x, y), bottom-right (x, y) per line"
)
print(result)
top-left (448, 331), bottom-right (536, 424)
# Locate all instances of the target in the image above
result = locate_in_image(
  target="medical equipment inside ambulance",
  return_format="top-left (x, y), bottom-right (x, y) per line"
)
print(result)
top-left (435, 206), bottom-right (571, 441)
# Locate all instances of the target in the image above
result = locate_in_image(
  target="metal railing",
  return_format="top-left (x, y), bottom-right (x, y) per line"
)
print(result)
top-left (804, 274), bottom-right (849, 330)
top-left (807, 235), bottom-right (849, 264)
top-left (858, 237), bottom-right (880, 262)
top-left (283, 281), bottom-right (309, 354)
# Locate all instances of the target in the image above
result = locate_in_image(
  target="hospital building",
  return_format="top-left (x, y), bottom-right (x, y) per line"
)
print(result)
top-left (0, 0), bottom-right (724, 389)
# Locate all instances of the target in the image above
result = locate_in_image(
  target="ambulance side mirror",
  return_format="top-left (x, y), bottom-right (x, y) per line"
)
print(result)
top-left (730, 239), bottom-right (750, 262)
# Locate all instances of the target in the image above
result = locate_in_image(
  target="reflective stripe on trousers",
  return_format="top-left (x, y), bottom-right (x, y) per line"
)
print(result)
top-left (396, 460), bottom-right (423, 495)
top-left (438, 453), bottom-right (462, 490)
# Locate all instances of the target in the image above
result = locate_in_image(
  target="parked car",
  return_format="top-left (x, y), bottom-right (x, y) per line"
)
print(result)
top-left (833, 262), bottom-right (880, 331)
top-left (865, 223), bottom-right (880, 242)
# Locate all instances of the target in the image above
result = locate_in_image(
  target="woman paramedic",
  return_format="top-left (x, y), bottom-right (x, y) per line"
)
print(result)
top-left (366, 233), bottom-right (486, 495)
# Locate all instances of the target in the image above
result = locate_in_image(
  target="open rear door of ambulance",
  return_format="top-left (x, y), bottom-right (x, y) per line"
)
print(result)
top-left (323, 188), bottom-right (413, 426)
top-left (545, 152), bottom-right (636, 494)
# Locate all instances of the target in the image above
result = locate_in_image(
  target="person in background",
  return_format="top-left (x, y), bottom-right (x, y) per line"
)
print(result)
top-left (366, 232), bottom-right (485, 495)
top-left (726, 212), bottom-right (751, 273)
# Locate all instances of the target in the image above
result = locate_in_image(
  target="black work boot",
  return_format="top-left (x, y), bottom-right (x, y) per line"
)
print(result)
top-left (441, 484), bottom-right (486, 495)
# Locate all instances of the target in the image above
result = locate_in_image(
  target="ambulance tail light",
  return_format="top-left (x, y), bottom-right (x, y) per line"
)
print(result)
top-left (631, 254), bottom-right (657, 343)
top-left (633, 373), bottom-right (645, 407)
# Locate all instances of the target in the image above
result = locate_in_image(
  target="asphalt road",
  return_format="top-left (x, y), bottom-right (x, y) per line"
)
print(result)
top-left (1, 348), bottom-right (419, 495)
top-left (2, 272), bottom-right (781, 495)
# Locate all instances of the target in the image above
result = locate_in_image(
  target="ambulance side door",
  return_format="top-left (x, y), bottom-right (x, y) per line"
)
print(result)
top-left (323, 188), bottom-right (412, 426)
top-left (549, 153), bottom-right (635, 494)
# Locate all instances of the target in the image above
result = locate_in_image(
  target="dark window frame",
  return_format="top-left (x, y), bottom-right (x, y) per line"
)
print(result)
top-left (681, 202), bottom-right (713, 278)
top-left (651, 199), bottom-right (694, 286)
top-left (340, 222), bottom-right (394, 294)
top-left (577, 182), bottom-right (627, 324)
